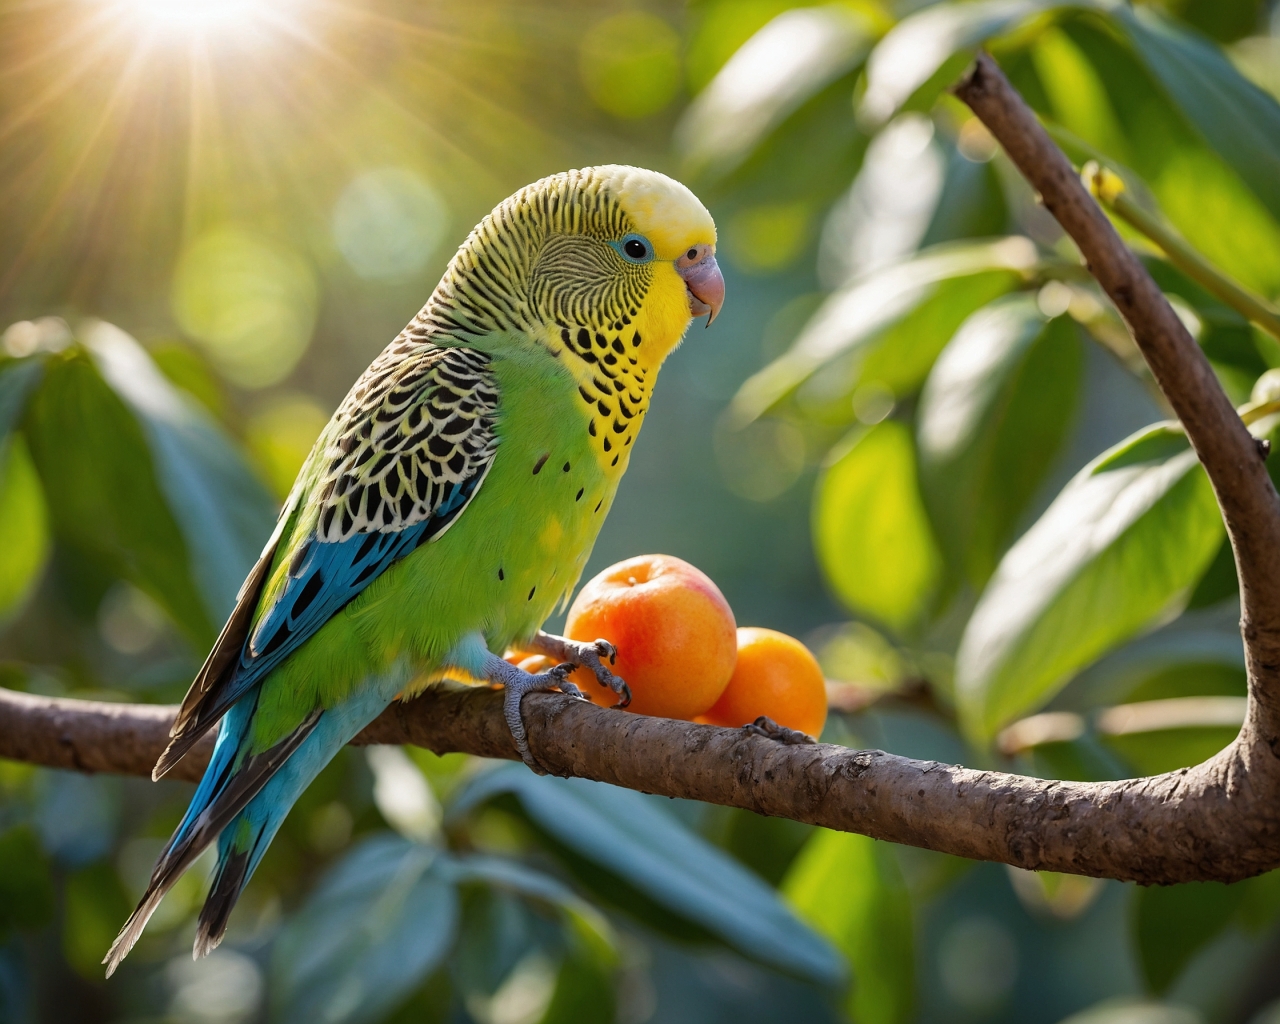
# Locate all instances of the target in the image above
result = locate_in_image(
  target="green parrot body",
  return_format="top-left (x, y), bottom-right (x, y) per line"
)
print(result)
top-left (251, 334), bottom-right (622, 748)
top-left (105, 165), bottom-right (722, 973)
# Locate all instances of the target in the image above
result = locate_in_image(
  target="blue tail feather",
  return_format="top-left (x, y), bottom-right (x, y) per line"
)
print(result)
top-left (105, 663), bottom-right (411, 975)
top-left (193, 666), bottom-right (411, 955)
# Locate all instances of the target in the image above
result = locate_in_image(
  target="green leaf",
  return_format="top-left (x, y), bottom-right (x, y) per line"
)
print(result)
top-left (684, 0), bottom-right (806, 95)
top-left (859, 0), bottom-right (1068, 126)
top-left (0, 826), bottom-right (54, 939)
top-left (1062, 612), bottom-right (1244, 711)
top-left (451, 887), bottom-right (540, 1001)
top-left (1149, 149), bottom-right (1280, 303)
top-left (1032, 25), bottom-right (1132, 165)
top-left (0, 358), bottom-right (44, 440)
top-left (1096, 694), bottom-right (1245, 775)
top-left (1133, 881), bottom-right (1244, 994)
top-left (796, 271), bottom-right (1028, 425)
top-left (451, 766), bottom-right (844, 986)
top-left (1237, 869), bottom-right (1280, 933)
top-left (783, 829), bottom-right (913, 1024)
top-left (442, 854), bottom-right (617, 968)
top-left (708, 808), bottom-right (813, 887)
top-left (817, 111), bottom-right (949, 288)
top-left (1056, 1000), bottom-right (1203, 1024)
top-left (0, 359), bottom-right (47, 619)
top-left (814, 420), bottom-right (943, 632)
top-left (956, 424), bottom-right (1224, 742)
top-left (1191, 416), bottom-right (1280, 604)
top-left (24, 351), bottom-right (215, 645)
top-left (677, 5), bottom-right (874, 178)
top-left (62, 861), bottom-right (131, 979)
top-left (857, 271), bottom-right (1022, 399)
top-left (707, 70), bottom-right (869, 219)
top-left (1103, 725), bottom-right (1240, 777)
top-left (84, 321), bottom-right (276, 621)
top-left (1112, 4), bottom-right (1280, 225)
top-left (444, 857), bottom-right (619, 1024)
top-left (918, 296), bottom-right (1082, 587)
top-left (538, 947), bottom-right (615, 1024)
top-left (1143, 259), bottom-right (1268, 389)
top-left (731, 238), bottom-right (1037, 426)
top-left (272, 835), bottom-right (459, 1024)
top-left (0, 436), bottom-right (49, 620)
top-left (446, 854), bottom-right (618, 1023)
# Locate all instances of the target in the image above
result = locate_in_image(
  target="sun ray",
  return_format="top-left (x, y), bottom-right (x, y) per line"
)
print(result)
top-left (0, 12), bottom-right (137, 147)
top-left (0, 24), bottom-right (159, 300)
top-left (0, 0), bottom-right (603, 329)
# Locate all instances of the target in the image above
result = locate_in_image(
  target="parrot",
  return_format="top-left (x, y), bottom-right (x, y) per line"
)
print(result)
top-left (104, 165), bottom-right (724, 976)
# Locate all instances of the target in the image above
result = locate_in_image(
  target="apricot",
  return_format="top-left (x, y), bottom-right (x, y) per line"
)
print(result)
top-left (565, 554), bottom-right (737, 719)
top-left (700, 628), bottom-right (827, 738)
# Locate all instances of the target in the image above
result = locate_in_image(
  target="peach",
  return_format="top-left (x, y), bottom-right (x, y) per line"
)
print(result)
top-left (565, 554), bottom-right (737, 719)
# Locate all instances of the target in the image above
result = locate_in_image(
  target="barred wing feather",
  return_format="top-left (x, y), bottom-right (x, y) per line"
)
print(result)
top-left (154, 344), bottom-right (500, 778)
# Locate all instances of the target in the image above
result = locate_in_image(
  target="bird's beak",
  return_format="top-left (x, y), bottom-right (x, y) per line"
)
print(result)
top-left (678, 250), bottom-right (725, 327)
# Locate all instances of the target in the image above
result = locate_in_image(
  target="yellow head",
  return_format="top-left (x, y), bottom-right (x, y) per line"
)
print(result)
top-left (418, 166), bottom-right (722, 474)
top-left (580, 165), bottom-right (723, 361)
top-left (427, 165), bottom-right (722, 365)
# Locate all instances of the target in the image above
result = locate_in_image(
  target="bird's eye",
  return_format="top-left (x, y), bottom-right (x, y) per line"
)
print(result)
top-left (612, 233), bottom-right (654, 264)
top-left (686, 248), bottom-right (698, 260)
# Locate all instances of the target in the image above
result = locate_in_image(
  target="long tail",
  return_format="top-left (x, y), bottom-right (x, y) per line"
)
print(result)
top-left (191, 688), bottom-right (388, 957)
top-left (103, 694), bottom-right (320, 976)
top-left (103, 668), bottom-right (408, 977)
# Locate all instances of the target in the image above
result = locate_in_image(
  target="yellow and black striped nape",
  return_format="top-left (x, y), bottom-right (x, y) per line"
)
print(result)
top-left (418, 166), bottom-right (651, 348)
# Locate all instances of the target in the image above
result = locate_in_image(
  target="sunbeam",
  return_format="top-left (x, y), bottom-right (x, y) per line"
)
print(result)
top-left (0, 0), bottom-right (631, 350)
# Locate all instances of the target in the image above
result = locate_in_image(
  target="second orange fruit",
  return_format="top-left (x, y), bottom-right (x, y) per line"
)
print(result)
top-left (700, 627), bottom-right (828, 738)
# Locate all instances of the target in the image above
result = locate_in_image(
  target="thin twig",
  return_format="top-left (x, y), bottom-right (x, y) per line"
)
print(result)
top-left (1087, 163), bottom-right (1280, 343)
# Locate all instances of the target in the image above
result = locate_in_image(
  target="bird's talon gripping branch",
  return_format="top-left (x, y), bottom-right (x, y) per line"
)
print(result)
top-left (742, 716), bottom-right (816, 746)
top-left (485, 655), bottom-right (587, 773)
top-left (530, 631), bottom-right (630, 708)
top-left (556, 676), bottom-right (591, 703)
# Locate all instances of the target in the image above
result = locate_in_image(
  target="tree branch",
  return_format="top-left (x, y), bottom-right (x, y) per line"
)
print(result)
top-left (953, 54), bottom-right (1280, 746)
top-left (1, 678), bottom-right (1278, 884)
top-left (3, 54), bottom-right (1280, 885)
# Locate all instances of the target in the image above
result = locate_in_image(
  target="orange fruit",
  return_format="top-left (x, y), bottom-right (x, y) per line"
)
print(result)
top-left (700, 628), bottom-right (827, 738)
top-left (565, 554), bottom-right (737, 719)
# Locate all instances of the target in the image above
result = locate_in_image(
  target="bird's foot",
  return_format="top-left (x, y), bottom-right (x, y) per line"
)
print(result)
top-left (531, 630), bottom-right (631, 708)
top-left (486, 654), bottom-right (589, 774)
top-left (742, 715), bottom-right (816, 746)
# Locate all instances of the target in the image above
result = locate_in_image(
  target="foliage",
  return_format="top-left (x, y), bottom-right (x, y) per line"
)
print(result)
top-left (700, 0), bottom-right (1280, 1019)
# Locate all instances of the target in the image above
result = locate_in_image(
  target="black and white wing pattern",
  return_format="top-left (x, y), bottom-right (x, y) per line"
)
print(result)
top-left (156, 343), bottom-right (501, 777)
top-left (316, 342), bottom-right (501, 540)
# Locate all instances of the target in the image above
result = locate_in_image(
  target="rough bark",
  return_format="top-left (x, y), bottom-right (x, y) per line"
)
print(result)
top-left (2, 54), bottom-right (1280, 884)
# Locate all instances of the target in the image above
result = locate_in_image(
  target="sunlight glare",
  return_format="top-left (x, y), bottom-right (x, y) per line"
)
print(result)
top-left (101, 0), bottom-right (297, 40)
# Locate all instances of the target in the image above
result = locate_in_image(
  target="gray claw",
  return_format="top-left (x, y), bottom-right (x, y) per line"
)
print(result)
top-left (742, 715), bottom-right (816, 746)
top-left (579, 638), bottom-right (629, 708)
top-left (531, 632), bottom-right (630, 709)
top-left (491, 656), bottom-right (583, 774)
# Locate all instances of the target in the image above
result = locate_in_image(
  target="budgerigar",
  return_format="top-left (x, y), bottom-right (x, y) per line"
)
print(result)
top-left (104, 166), bottom-right (723, 975)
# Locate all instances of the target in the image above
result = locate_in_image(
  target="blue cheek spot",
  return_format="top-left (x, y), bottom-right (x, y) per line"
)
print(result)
top-left (610, 233), bottom-right (656, 264)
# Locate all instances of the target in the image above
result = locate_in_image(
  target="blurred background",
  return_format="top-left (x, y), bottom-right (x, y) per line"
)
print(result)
top-left (5, 0), bottom-right (1280, 1021)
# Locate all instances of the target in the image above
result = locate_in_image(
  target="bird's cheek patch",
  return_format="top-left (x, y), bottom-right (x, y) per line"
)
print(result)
top-left (637, 262), bottom-right (696, 356)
